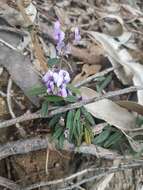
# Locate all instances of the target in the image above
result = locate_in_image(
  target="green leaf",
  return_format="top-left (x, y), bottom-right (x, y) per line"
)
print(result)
top-left (28, 85), bottom-right (47, 96)
top-left (58, 134), bottom-right (65, 148)
top-left (71, 109), bottom-right (81, 142)
top-left (94, 76), bottom-right (106, 82)
top-left (136, 116), bottom-right (143, 127)
top-left (84, 127), bottom-right (92, 144)
top-left (81, 107), bottom-right (95, 125)
top-left (77, 121), bottom-right (83, 146)
top-left (67, 84), bottom-right (80, 95)
top-left (66, 110), bottom-right (74, 130)
top-left (65, 96), bottom-right (77, 103)
top-left (93, 130), bottom-right (111, 144)
top-left (96, 74), bottom-right (112, 92)
top-left (48, 58), bottom-right (60, 66)
top-left (49, 115), bottom-right (61, 128)
top-left (104, 131), bottom-right (123, 148)
top-left (52, 126), bottom-right (63, 140)
top-left (45, 95), bottom-right (63, 102)
top-left (40, 100), bottom-right (48, 117)
top-left (74, 109), bottom-right (81, 123)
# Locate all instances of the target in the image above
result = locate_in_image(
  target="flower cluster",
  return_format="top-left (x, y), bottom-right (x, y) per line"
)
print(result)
top-left (53, 20), bottom-right (81, 55)
top-left (42, 69), bottom-right (71, 97)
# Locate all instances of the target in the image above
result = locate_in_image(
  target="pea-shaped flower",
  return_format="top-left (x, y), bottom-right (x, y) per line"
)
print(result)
top-left (42, 69), bottom-right (71, 98)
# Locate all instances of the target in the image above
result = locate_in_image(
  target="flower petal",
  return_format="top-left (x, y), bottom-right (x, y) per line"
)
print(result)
top-left (53, 72), bottom-right (59, 83)
top-left (56, 75), bottom-right (64, 87)
top-left (74, 27), bottom-right (81, 44)
top-left (59, 87), bottom-right (68, 97)
top-left (42, 71), bottom-right (53, 83)
top-left (59, 70), bottom-right (70, 83)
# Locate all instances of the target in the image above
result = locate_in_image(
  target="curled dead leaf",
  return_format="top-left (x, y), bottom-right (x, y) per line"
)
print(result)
top-left (71, 45), bottom-right (105, 65)
top-left (72, 64), bottom-right (101, 84)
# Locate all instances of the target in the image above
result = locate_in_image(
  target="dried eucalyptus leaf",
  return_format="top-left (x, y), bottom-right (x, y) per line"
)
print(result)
top-left (80, 87), bottom-right (136, 130)
top-left (116, 101), bottom-right (143, 116)
top-left (0, 45), bottom-right (41, 107)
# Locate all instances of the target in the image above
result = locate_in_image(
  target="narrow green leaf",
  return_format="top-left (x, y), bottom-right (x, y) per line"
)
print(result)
top-left (97, 74), bottom-right (112, 92)
top-left (49, 115), bottom-right (61, 128)
top-left (45, 95), bottom-right (63, 102)
top-left (48, 58), bottom-right (60, 66)
top-left (52, 126), bottom-right (63, 140)
top-left (74, 109), bottom-right (81, 123)
top-left (77, 122), bottom-right (83, 146)
top-left (66, 110), bottom-right (74, 130)
top-left (28, 85), bottom-right (47, 96)
top-left (40, 100), bottom-right (48, 117)
top-left (58, 134), bottom-right (65, 148)
top-left (71, 109), bottom-right (81, 142)
top-left (93, 130), bottom-right (111, 144)
top-left (65, 96), bottom-right (77, 103)
top-left (81, 107), bottom-right (95, 125)
top-left (104, 131), bottom-right (123, 148)
top-left (136, 116), bottom-right (143, 127)
top-left (94, 76), bottom-right (106, 82)
top-left (67, 84), bottom-right (80, 95)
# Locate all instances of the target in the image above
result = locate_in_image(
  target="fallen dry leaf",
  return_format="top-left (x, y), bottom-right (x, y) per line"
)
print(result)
top-left (0, 45), bottom-right (41, 107)
top-left (87, 31), bottom-right (143, 105)
top-left (80, 87), bottom-right (136, 130)
top-left (72, 64), bottom-right (101, 84)
top-left (71, 45), bottom-right (105, 65)
top-left (116, 100), bottom-right (143, 116)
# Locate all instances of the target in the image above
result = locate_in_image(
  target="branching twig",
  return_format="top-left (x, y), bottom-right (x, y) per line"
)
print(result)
top-left (0, 176), bottom-right (20, 190)
top-left (22, 162), bottom-right (143, 190)
top-left (6, 78), bottom-right (26, 137)
top-left (0, 85), bottom-right (143, 129)
top-left (58, 162), bottom-right (143, 190)
top-left (75, 67), bottom-right (115, 87)
top-left (0, 136), bottom-right (118, 161)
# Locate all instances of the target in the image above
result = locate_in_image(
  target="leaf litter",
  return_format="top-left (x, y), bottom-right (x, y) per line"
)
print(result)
top-left (0, 0), bottom-right (143, 189)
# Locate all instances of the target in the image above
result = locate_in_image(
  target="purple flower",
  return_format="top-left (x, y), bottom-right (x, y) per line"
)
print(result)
top-left (42, 70), bottom-right (53, 83)
top-left (53, 21), bottom-right (81, 56)
top-left (74, 27), bottom-right (81, 44)
top-left (54, 21), bottom-right (65, 43)
top-left (58, 86), bottom-right (68, 98)
top-left (59, 70), bottom-right (70, 83)
top-left (42, 69), bottom-right (71, 98)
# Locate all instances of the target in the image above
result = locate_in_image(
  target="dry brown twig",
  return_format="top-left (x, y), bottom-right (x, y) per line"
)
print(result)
top-left (0, 159), bottom-right (142, 190)
top-left (0, 85), bottom-right (143, 129)
top-left (0, 136), bottom-right (118, 161)
top-left (22, 161), bottom-right (143, 190)
top-left (6, 78), bottom-right (26, 137)
top-left (0, 176), bottom-right (20, 190)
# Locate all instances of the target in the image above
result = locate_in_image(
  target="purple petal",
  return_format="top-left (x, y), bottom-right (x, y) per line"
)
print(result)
top-left (53, 72), bottom-right (59, 83)
top-left (59, 31), bottom-right (65, 43)
top-left (74, 27), bottom-right (81, 44)
top-left (59, 87), bottom-right (68, 97)
top-left (49, 81), bottom-right (54, 91)
top-left (54, 21), bottom-right (60, 31)
top-left (42, 71), bottom-right (53, 83)
top-left (54, 21), bottom-right (65, 43)
top-left (56, 41), bottom-right (65, 55)
top-left (54, 21), bottom-right (61, 40)
top-left (56, 75), bottom-right (64, 87)
top-left (59, 70), bottom-right (70, 83)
